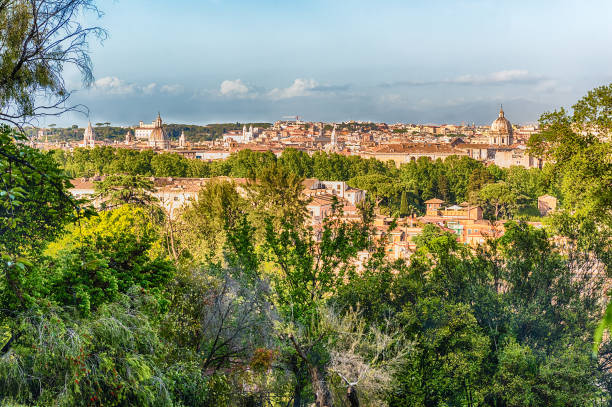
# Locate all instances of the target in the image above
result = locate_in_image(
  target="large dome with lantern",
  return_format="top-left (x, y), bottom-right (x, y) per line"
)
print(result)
top-left (489, 106), bottom-right (513, 145)
top-left (491, 107), bottom-right (513, 135)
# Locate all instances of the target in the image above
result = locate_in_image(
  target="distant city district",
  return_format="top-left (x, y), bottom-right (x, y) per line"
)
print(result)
top-left (32, 107), bottom-right (542, 170)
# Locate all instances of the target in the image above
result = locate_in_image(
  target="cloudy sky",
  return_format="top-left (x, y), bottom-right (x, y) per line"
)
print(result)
top-left (55, 0), bottom-right (612, 127)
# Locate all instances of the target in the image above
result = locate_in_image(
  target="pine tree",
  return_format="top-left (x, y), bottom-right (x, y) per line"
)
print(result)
top-left (400, 190), bottom-right (409, 217)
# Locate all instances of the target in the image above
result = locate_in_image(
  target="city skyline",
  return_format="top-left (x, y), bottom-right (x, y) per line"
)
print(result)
top-left (53, 0), bottom-right (612, 127)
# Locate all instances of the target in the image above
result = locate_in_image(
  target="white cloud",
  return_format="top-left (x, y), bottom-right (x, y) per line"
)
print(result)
top-left (534, 79), bottom-right (563, 93)
top-left (380, 70), bottom-right (545, 88)
top-left (160, 84), bottom-right (185, 95)
top-left (142, 83), bottom-right (157, 95)
top-left (93, 76), bottom-right (137, 95)
top-left (378, 93), bottom-right (404, 104)
top-left (220, 79), bottom-right (250, 96)
top-left (215, 78), bottom-right (347, 100)
top-left (453, 70), bottom-right (537, 85)
top-left (267, 78), bottom-right (318, 100)
top-left (92, 77), bottom-right (184, 96)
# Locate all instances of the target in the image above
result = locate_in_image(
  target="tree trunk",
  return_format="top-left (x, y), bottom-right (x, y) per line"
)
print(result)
top-left (166, 216), bottom-right (178, 262)
top-left (347, 385), bottom-right (359, 407)
top-left (290, 356), bottom-right (306, 407)
top-left (289, 334), bottom-right (333, 407)
top-left (308, 364), bottom-right (333, 407)
top-left (293, 383), bottom-right (304, 407)
top-left (0, 331), bottom-right (21, 355)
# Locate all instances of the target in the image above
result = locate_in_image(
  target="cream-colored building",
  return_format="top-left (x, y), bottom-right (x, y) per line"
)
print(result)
top-left (302, 179), bottom-right (366, 206)
top-left (135, 113), bottom-right (165, 141)
top-left (489, 106), bottom-right (513, 146)
top-left (135, 113), bottom-right (170, 149)
top-left (358, 143), bottom-right (468, 167)
top-left (81, 122), bottom-right (96, 148)
top-left (223, 125), bottom-right (255, 144)
top-left (494, 146), bottom-right (542, 169)
top-left (125, 131), bottom-right (134, 145)
top-left (538, 194), bottom-right (557, 216)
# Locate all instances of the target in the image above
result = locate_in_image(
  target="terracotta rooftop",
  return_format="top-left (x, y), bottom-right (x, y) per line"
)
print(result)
top-left (365, 143), bottom-right (464, 155)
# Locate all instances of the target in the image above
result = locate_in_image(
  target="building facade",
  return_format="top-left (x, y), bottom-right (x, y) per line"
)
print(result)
top-left (81, 122), bottom-right (96, 148)
top-left (489, 106), bottom-right (513, 146)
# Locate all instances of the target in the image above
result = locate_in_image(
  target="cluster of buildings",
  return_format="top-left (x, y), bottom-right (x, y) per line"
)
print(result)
top-left (75, 113), bottom-right (181, 150)
top-left (45, 106), bottom-right (557, 261)
top-left (50, 107), bottom-right (560, 260)
top-left (34, 106), bottom-right (543, 170)
top-left (69, 174), bottom-right (556, 262)
top-left (357, 108), bottom-right (541, 168)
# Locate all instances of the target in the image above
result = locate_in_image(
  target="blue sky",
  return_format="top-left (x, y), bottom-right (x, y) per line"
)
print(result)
top-left (55, 0), bottom-right (612, 127)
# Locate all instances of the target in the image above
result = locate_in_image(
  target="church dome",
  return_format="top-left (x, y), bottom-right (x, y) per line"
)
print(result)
top-left (149, 113), bottom-right (166, 142)
top-left (491, 107), bottom-right (513, 135)
top-left (149, 127), bottom-right (166, 141)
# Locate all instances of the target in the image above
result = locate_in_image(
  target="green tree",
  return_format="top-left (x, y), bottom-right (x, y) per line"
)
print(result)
top-left (177, 179), bottom-right (247, 265)
top-left (261, 194), bottom-right (372, 406)
top-left (443, 155), bottom-right (483, 203)
top-left (94, 174), bottom-right (157, 209)
top-left (348, 173), bottom-right (399, 208)
top-left (393, 301), bottom-right (489, 407)
top-left (226, 149), bottom-right (277, 179)
top-left (399, 190), bottom-right (409, 217)
top-left (46, 205), bottom-right (174, 314)
top-left (527, 85), bottom-right (612, 353)
top-left (493, 340), bottom-right (598, 407)
top-left (386, 221), bottom-right (605, 406)
top-left (467, 166), bottom-right (494, 200)
top-left (477, 181), bottom-right (528, 220)
top-left (571, 83), bottom-right (612, 134)
top-left (248, 164), bottom-right (310, 233)
top-left (0, 291), bottom-right (174, 406)
top-left (0, 126), bottom-right (79, 317)
top-left (0, 0), bottom-right (105, 125)
top-left (150, 152), bottom-right (189, 177)
top-left (279, 148), bottom-right (313, 178)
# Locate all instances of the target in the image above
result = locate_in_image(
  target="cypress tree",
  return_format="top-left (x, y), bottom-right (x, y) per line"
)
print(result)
top-left (400, 190), bottom-right (408, 217)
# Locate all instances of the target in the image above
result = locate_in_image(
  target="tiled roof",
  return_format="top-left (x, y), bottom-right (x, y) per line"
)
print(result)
top-left (366, 143), bottom-right (464, 154)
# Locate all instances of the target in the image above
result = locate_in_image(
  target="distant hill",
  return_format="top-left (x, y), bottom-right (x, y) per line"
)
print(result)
top-left (164, 123), bottom-right (272, 142)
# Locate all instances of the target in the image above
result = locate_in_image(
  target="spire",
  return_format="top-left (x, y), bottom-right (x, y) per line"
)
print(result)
top-left (83, 121), bottom-right (95, 147)
top-left (331, 124), bottom-right (337, 147)
top-left (499, 104), bottom-right (504, 117)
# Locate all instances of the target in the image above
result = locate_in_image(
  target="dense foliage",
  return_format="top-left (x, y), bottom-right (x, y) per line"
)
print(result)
top-left (53, 145), bottom-right (556, 219)
top-left (0, 5), bottom-right (611, 401)
top-left (2, 94), bottom-right (612, 405)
